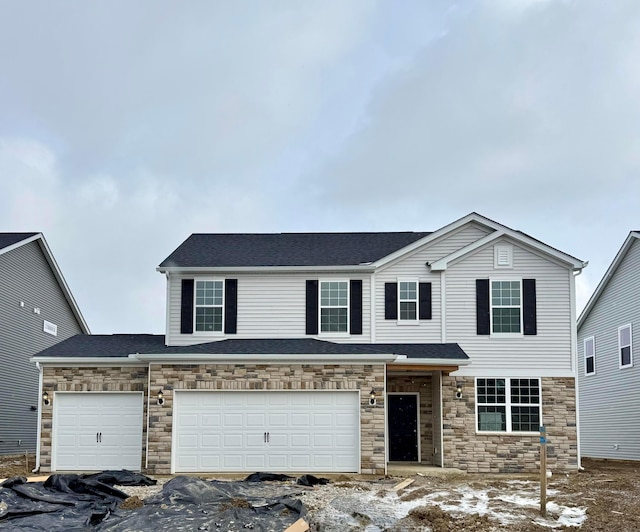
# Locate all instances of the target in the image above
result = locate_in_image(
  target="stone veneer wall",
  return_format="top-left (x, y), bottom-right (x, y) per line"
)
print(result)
top-left (148, 363), bottom-right (386, 475)
top-left (40, 366), bottom-right (149, 472)
top-left (442, 376), bottom-right (577, 473)
top-left (386, 376), bottom-right (433, 464)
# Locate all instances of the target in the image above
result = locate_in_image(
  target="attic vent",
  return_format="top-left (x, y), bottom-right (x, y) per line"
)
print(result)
top-left (494, 244), bottom-right (513, 268)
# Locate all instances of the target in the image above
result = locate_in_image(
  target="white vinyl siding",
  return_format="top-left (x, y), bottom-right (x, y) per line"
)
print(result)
top-left (446, 241), bottom-right (574, 376)
top-left (578, 237), bottom-right (640, 460)
top-left (166, 272), bottom-right (371, 345)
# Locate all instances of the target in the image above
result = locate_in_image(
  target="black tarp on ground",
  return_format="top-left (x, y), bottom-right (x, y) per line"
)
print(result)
top-left (0, 472), bottom-right (308, 531)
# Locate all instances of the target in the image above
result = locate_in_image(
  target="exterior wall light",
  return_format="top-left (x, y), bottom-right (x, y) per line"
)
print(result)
top-left (455, 383), bottom-right (463, 400)
top-left (42, 391), bottom-right (50, 406)
top-left (369, 388), bottom-right (377, 406)
top-left (157, 390), bottom-right (165, 406)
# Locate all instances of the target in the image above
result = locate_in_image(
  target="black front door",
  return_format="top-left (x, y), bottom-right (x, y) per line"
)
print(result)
top-left (388, 394), bottom-right (418, 461)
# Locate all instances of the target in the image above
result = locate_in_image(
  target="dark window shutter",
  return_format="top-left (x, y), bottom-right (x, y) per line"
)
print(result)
top-left (523, 279), bottom-right (537, 335)
top-left (180, 279), bottom-right (194, 334)
top-left (306, 280), bottom-right (319, 335)
top-left (224, 279), bottom-right (238, 334)
top-left (419, 282), bottom-right (432, 320)
top-left (385, 283), bottom-right (398, 320)
top-left (350, 280), bottom-right (363, 335)
top-left (476, 279), bottom-right (490, 335)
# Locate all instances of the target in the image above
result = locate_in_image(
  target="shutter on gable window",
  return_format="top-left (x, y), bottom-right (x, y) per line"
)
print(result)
top-left (305, 280), bottom-right (319, 335)
top-left (385, 283), bottom-right (398, 320)
top-left (523, 278), bottom-right (537, 335)
top-left (350, 280), bottom-right (363, 335)
top-left (476, 279), bottom-right (490, 335)
top-left (419, 282), bottom-right (432, 320)
top-left (180, 279), bottom-right (194, 334)
top-left (224, 279), bottom-right (238, 334)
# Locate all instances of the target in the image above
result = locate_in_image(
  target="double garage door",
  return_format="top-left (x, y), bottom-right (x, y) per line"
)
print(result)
top-left (173, 391), bottom-right (360, 473)
top-left (52, 392), bottom-right (143, 471)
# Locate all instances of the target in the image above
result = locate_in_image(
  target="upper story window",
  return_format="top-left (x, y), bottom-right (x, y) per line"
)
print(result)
top-left (476, 378), bottom-right (540, 433)
top-left (584, 336), bottom-right (595, 375)
top-left (491, 280), bottom-right (522, 334)
top-left (619, 324), bottom-right (633, 368)
top-left (399, 281), bottom-right (418, 320)
top-left (195, 280), bottom-right (224, 332)
top-left (320, 281), bottom-right (349, 332)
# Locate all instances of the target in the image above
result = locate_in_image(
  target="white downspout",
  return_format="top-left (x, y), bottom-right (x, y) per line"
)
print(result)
top-left (145, 362), bottom-right (152, 470)
top-left (572, 268), bottom-right (583, 470)
top-left (32, 362), bottom-right (43, 473)
top-left (440, 271), bottom-right (447, 343)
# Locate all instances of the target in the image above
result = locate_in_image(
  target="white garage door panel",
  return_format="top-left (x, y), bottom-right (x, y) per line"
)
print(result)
top-left (174, 391), bottom-right (359, 473)
top-left (53, 392), bottom-right (143, 472)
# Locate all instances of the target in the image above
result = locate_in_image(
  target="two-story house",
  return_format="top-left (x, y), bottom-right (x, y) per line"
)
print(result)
top-left (577, 231), bottom-right (640, 460)
top-left (0, 233), bottom-right (89, 456)
top-left (31, 213), bottom-right (585, 475)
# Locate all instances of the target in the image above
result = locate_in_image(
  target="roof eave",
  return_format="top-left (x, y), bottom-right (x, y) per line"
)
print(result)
top-left (578, 231), bottom-right (640, 328)
top-left (156, 265), bottom-right (377, 274)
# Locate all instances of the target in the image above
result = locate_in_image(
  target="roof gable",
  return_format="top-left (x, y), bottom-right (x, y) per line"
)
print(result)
top-left (578, 231), bottom-right (640, 328)
top-left (0, 232), bottom-right (90, 334)
top-left (0, 232), bottom-right (39, 253)
top-left (157, 212), bottom-right (585, 273)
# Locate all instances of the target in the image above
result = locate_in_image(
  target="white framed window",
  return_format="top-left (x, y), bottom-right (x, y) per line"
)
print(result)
top-left (398, 280), bottom-right (418, 321)
top-left (490, 279), bottom-right (522, 334)
top-left (320, 280), bottom-right (349, 333)
top-left (476, 378), bottom-right (541, 433)
top-left (194, 280), bottom-right (224, 332)
top-left (584, 336), bottom-right (595, 375)
top-left (619, 324), bottom-right (633, 369)
top-left (494, 244), bottom-right (513, 268)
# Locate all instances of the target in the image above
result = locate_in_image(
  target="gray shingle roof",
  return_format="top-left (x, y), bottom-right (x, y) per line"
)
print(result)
top-left (0, 232), bottom-right (38, 250)
top-left (158, 232), bottom-right (432, 268)
top-left (32, 335), bottom-right (469, 361)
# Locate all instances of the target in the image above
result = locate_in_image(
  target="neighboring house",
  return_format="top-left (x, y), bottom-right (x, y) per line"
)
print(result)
top-left (32, 213), bottom-right (585, 475)
top-left (0, 233), bottom-right (89, 455)
top-left (577, 231), bottom-right (640, 461)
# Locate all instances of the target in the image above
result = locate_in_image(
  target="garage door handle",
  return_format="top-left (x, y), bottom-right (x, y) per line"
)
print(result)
top-left (96, 432), bottom-right (99, 443)
top-left (99, 432), bottom-right (102, 443)
top-left (266, 432), bottom-right (270, 443)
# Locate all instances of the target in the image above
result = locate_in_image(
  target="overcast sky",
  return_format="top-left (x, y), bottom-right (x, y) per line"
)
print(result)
top-left (1, 1), bottom-right (638, 334)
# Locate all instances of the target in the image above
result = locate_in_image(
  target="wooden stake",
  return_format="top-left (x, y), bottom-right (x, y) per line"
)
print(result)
top-left (540, 425), bottom-right (547, 517)
top-left (284, 518), bottom-right (309, 532)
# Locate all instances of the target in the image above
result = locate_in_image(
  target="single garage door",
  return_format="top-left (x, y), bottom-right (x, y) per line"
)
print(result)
top-left (53, 392), bottom-right (143, 471)
top-left (173, 391), bottom-right (360, 473)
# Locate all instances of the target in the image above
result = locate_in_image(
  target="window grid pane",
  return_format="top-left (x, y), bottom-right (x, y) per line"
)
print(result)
top-left (195, 280), bottom-right (223, 306)
top-left (478, 407), bottom-right (506, 431)
top-left (320, 308), bottom-right (347, 332)
top-left (399, 301), bottom-right (417, 320)
top-left (195, 307), bottom-right (223, 332)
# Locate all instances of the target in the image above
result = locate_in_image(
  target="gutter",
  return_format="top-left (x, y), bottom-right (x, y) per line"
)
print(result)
top-left (390, 355), bottom-right (471, 366)
top-left (157, 265), bottom-right (377, 274)
top-left (31, 357), bottom-right (147, 365)
top-left (130, 353), bottom-right (399, 364)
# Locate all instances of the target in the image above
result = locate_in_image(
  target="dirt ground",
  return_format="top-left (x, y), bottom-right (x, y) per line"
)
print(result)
top-left (1, 454), bottom-right (639, 531)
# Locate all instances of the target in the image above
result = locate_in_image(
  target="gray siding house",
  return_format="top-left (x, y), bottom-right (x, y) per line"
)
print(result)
top-left (0, 233), bottom-right (89, 455)
top-left (33, 213), bottom-right (585, 475)
top-left (577, 231), bottom-right (640, 460)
